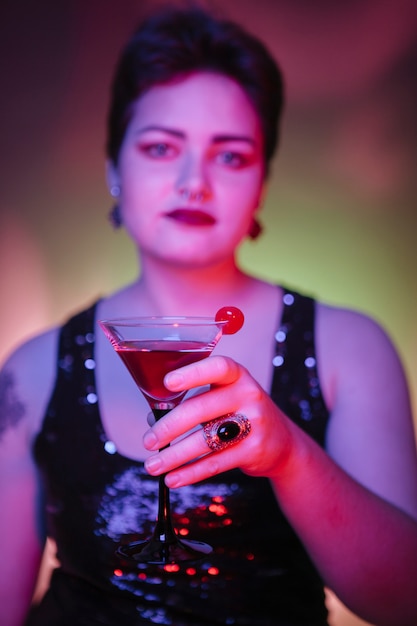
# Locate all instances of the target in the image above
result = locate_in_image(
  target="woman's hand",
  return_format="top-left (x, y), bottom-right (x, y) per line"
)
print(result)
top-left (143, 355), bottom-right (293, 487)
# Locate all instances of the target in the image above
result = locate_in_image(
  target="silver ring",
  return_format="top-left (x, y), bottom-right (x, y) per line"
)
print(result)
top-left (203, 413), bottom-right (251, 452)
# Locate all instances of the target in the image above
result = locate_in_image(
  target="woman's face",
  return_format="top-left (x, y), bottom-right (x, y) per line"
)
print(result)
top-left (108, 71), bottom-right (265, 269)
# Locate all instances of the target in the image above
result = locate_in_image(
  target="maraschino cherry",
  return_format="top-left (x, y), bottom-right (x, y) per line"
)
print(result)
top-left (215, 307), bottom-right (245, 334)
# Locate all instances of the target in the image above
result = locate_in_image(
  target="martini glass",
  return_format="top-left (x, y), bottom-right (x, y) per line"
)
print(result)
top-left (99, 314), bottom-right (238, 565)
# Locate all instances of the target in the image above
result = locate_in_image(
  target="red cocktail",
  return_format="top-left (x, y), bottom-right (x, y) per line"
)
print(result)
top-left (115, 340), bottom-right (211, 405)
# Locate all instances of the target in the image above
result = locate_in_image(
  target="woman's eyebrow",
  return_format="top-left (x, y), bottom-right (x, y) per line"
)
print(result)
top-left (135, 125), bottom-right (185, 138)
top-left (212, 134), bottom-right (256, 145)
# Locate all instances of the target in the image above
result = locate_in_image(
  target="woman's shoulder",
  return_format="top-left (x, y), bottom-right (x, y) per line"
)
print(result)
top-left (0, 327), bottom-right (60, 439)
top-left (316, 299), bottom-right (397, 355)
top-left (0, 299), bottom-right (101, 439)
top-left (3, 324), bottom-right (60, 372)
top-left (282, 286), bottom-right (390, 344)
top-left (315, 299), bottom-right (409, 413)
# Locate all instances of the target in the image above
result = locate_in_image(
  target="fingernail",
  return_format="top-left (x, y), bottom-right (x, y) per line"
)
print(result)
top-left (145, 455), bottom-right (162, 474)
top-left (165, 473), bottom-right (181, 488)
top-left (143, 430), bottom-right (158, 450)
top-left (165, 372), bottom-right (184, 389)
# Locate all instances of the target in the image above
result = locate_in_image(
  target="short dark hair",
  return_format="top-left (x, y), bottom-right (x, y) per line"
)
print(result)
top-left (106, 6), bottom-right (284, 173)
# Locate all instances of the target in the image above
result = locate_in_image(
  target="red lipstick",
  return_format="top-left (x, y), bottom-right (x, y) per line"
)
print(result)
top-left (166, 209), bottom-right (216, 226)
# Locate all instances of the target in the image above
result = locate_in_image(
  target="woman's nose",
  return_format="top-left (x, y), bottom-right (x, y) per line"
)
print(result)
top-left (176, 153), bottom-right (212, 202)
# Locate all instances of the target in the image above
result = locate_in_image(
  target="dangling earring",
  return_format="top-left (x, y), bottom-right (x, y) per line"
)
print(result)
top-left (108, 185), bottom-right (122, 229)
top-left (109, 205), bottom-right (122, 228)
top-left (248, 217), bottom-right (263, 240)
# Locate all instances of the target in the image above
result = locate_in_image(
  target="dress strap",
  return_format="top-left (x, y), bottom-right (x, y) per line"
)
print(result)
top-left (270, 287), bottom-right (329, 447)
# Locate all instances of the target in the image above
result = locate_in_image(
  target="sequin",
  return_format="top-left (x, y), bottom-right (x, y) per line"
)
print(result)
top-left (304, 357), bottom-right (316, 368)
top-left (58, 354), bottom-right (73, 372)
top-left (283, 293), bottom-right (294, 305)
top-left (272, 355), bottom-right (284, 367)
top-left (86, 392), bottom-right (98, 404)
top-left (275, 330), bottom-right (286, 342)
top-left (84, 358), bottom-right (96, 370)
top-left (104, 440), bottom-right (117, 454)
top-left (299, 399), bottom-right (312, 421)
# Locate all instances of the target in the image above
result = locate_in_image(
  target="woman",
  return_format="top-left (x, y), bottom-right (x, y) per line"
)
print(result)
top-left (1, 7), bottom-right (417, 626)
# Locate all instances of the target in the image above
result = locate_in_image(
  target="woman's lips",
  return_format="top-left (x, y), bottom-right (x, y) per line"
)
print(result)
top-left (165, 209), bottom-right (216, 226)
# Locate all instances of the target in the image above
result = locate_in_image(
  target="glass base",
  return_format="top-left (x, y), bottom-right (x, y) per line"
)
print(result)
top-left (116, 537), bottom-right (213, 565)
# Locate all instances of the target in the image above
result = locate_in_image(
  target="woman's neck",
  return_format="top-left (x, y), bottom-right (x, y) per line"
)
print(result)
top-left (118, 254), bottom-right (261, 317)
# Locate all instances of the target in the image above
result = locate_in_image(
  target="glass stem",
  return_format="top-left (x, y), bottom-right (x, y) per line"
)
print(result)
top-left (152, 407), bottom-right (177, 544)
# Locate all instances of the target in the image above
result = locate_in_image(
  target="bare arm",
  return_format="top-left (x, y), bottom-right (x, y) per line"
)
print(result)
top-left (141, 305), bottom-right (417, 626)
top-left (297, 304), bottom-right (417, 621)
top-left (0, 330), bottom-right (58, 626)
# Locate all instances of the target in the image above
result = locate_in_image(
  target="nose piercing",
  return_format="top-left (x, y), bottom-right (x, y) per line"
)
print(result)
top-left (180, 188), bottom-right (206, 202)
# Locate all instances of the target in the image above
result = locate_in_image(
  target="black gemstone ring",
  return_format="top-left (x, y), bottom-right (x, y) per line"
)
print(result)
top-left (203, 413), bottom-right (251, 452)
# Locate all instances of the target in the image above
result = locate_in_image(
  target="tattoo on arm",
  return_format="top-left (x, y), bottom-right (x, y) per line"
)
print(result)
top-left (0, 369), bottom-right (25, 439)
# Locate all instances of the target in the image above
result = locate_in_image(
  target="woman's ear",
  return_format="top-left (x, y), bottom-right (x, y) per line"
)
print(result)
top-left (256, 180), bottom-right (267, 211)
top-left (106, 160), bottom-right (123, 228)
top-left (105, 160), bottom-right (120, 195)
top-left (248, 181), bottom-right (267, 240)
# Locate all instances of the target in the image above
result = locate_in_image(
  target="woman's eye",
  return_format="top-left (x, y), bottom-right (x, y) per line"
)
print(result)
top-left (141, 143), bottom-right (176, 158)
top-left (216, 151), bottom-right (247, 168)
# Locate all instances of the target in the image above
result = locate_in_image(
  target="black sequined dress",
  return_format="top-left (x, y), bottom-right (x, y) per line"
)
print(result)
top-left (28, 288), bottom-right (330, 625)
